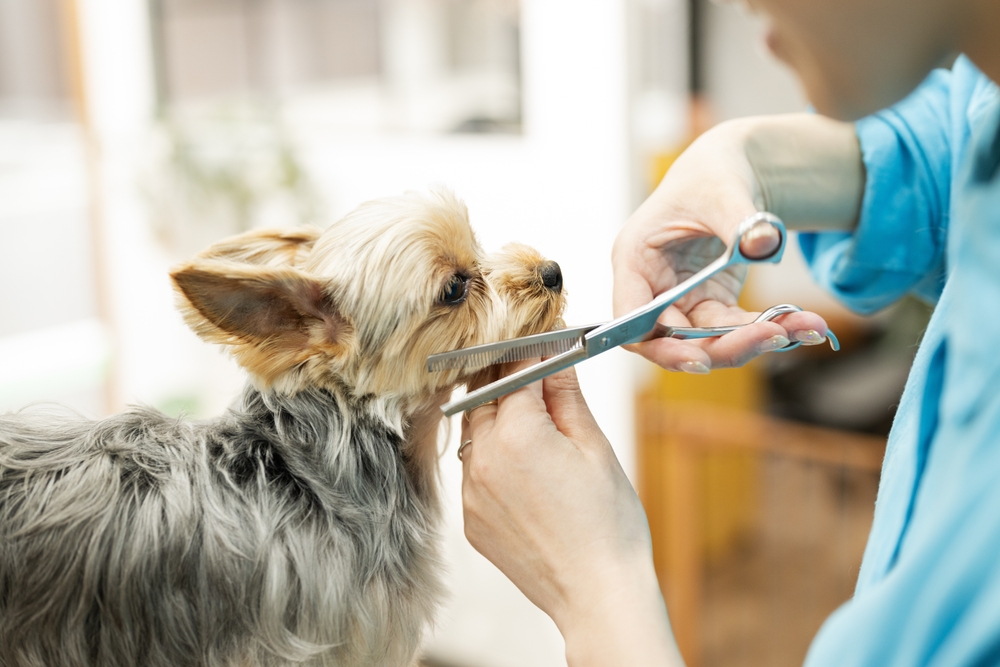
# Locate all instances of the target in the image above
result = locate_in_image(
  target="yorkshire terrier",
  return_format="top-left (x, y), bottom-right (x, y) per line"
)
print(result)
top-left (0, 189), bottom-right (565, 667)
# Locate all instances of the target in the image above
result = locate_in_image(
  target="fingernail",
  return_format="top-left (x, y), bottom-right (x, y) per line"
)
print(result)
top-left (679, 360), bottom-right (710, 374)
top-left (757, 335), bottom-right (790, 353)
top-left (792, 330), bottom-right (825, 345)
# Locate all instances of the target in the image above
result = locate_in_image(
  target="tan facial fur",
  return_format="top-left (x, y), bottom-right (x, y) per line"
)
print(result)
top-left (171, 189), bottom-right (566, 401)
top-left (482, 242), bottom-right (566, 339)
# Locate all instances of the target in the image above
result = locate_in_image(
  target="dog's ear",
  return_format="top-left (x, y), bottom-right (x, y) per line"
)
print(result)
top-left (192, 227), bottom-right (322, 267)
top-left (170, 261), bottom-right (352, 382)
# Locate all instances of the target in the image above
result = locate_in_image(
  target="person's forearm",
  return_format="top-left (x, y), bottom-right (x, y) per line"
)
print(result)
top-left (638, 113), bottom-right (865, 244)
top-left (739, 113), bottom-right (865, 232)
top-left (557, 556), bottom-right (685, 667)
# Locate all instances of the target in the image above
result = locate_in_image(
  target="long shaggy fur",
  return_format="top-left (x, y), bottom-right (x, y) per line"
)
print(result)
top-left (0, 389), bottom-right (440, 667)
top-left (0, 189), bottom-right (564, 667)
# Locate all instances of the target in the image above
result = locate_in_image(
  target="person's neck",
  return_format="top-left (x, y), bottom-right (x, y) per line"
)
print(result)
top-left (959, 0), bottom-right (1000, 84)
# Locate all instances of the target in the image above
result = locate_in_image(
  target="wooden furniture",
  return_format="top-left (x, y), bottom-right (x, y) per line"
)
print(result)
top-left (637, 371), bottom-right (886, 667)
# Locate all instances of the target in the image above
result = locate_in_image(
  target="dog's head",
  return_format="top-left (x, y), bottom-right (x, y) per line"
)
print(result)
top-left (170, 189), bottom-right (566, 399)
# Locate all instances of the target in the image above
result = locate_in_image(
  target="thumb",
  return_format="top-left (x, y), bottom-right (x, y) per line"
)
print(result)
top-left (737, 219), bottom-right (781, 259)
top-left (542, 366), bottom-right (604, 445)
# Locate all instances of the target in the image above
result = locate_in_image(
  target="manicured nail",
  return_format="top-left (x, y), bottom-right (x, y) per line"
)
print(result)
top-left (679, 360), bottom-right (710, 374)
top-left (792, 330), bottom-right (825, 345)
top-left (757, 335), bottom-right (790, 353)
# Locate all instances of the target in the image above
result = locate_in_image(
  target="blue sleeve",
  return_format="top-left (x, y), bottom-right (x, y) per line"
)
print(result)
top-left (800, 59), bottom-right (1000, 667)
top-left (798, 69), bottom-right (953, 314)
top-left (804, 394), bottom-right (1000, 667)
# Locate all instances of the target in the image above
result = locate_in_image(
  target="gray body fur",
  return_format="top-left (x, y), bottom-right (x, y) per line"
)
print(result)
top-left (0, 386), bottom-right (441, 667)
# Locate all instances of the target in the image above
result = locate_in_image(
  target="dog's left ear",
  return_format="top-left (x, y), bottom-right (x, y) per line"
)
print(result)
top-left (193, 226), bottom-right (322, 267)
top-left (171, 261), bottom-right (352, 381)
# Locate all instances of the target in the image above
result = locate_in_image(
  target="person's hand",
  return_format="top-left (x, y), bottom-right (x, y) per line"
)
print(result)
top-left (612, 120), bottom-right (832, 373)
top-left (461, 363), bottom-right (681, 666)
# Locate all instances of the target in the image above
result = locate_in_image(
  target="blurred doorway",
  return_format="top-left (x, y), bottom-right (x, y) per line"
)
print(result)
top-left (0, 0), bottom-right (112, 416)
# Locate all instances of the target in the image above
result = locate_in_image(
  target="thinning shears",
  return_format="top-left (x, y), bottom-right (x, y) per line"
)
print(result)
top-left (428, 212), bottom-right (839, 417)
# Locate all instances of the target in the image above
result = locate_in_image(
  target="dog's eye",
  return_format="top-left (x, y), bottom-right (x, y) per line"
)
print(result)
top-left (440, 274), bottom-right (469, 304)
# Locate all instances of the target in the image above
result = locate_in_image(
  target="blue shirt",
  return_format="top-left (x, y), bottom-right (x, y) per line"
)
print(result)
top-left (800, 56), bottom-right (1000, 665)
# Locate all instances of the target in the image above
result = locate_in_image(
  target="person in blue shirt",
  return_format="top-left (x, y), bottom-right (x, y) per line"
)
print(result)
top-left (459, 0), bottom-right (1000, 664)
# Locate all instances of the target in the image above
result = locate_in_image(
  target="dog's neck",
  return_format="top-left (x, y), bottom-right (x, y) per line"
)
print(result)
top-left (400, 389), bottom-right (451, 505)
top-left (231, 384), bottom-right (444, 508)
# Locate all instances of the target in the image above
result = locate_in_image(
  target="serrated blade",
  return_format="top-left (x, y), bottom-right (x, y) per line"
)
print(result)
top-left (427, 325), bottom-right (596, 372)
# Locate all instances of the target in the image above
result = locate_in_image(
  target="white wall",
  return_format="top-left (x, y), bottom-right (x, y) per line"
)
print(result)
top-left (703, 1), bottom-right (807, 122)
top-left (66, 2), bottom-right (644, 666)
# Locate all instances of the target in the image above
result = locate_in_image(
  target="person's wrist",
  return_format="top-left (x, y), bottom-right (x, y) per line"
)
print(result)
top-left (658, 119), bottom-right (763, 241)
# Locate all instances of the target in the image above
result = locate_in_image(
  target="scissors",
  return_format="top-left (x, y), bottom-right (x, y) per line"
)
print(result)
top-left (428, 212), bottom-right (840, 417)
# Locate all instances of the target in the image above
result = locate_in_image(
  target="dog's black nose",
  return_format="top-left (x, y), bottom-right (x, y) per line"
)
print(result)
top-left (539, 261), bottom-right (562, 293)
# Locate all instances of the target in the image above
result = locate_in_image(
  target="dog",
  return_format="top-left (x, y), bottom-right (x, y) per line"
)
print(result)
top-left (0, 189), bottom-right (565, 667)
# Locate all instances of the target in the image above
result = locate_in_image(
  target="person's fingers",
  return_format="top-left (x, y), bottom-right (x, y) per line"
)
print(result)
top-left (653, 303), bottom-right (696, 328)
top-left (612, 259), bottom-right (658, 319)
top-left (629, 301), bottom-right (730, 371)
top-left (695, 321), bottom-right (792, 368)
top-left (776, 311), bottom-right (834, 345)
top-left (626, 301), bottom-right (831, 370)
top-left (628, 337), bottom-right (714, 373)
top-left (684, 301), bottom-right (828, 338)
top-left (463, 358), bottom-right (549, 463)
top-left (620, 303), bottom-right (710, 371)
top-left (463, 402), bottom-right (499, 434)
top-left (678, 299), bottom-right (752, 327)
top-left (493, 358), bottom-right (547, 421)
top-left (459, 365), bottom-right (500, 465)
top-left (541, 366), bottom-right (605, 446)
top-left (460, 400), bottom-right (498, 467)
top-left (685, 300), bottom-right (831, 349)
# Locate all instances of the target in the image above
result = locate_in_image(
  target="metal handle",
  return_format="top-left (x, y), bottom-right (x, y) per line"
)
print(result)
top-left (664, 304), bottom-right (803, 340)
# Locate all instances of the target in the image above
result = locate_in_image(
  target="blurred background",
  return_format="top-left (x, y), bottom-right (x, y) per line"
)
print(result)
top-left (0, 1), bottom-right (927, 666)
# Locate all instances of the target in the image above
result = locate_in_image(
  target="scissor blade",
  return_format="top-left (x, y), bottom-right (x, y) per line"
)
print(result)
top-left (427, 325), bottom-right (597, 372)
top-left (441, 345), bottom-right (589, 416)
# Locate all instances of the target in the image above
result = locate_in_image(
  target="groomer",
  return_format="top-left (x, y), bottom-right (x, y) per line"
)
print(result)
top-left (460, 0), bottom-right (1000, 664)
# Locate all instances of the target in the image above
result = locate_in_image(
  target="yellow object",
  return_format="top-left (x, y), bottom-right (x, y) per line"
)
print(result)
top-left (642, 364), bottom-right (763, 563)
top-left (649, 145), bottom-right (689, 193)
top-left (641, 132), bottom-right (762, 565)
top-left (636, 128), bottom-right (764, 666)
